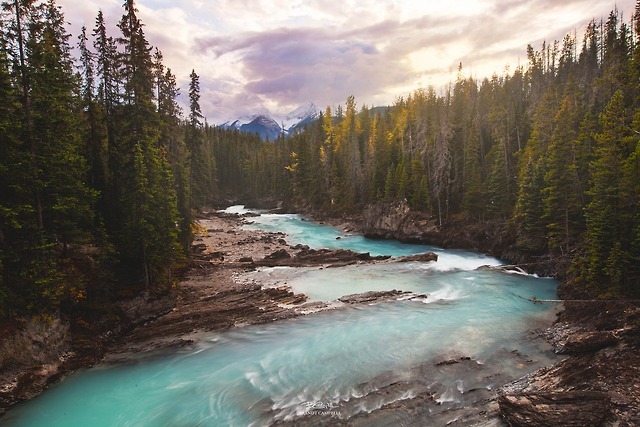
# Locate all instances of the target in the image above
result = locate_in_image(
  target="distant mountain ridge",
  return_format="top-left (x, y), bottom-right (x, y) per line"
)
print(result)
top-left (220, 103), bottom-right (321, 141)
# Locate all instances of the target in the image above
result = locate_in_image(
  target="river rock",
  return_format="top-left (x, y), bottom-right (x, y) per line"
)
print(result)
top-left (254, 248), bottom-right (390, 267)
top-left (498, 391), bottom-right (612, 426)
top-left (396, 252), bottom-right (438, 262)
top-left (338, 290), bottom-right (411, 304)
top-left (263, 249), bottom-right (291, 260)
top-left (475, 264), bottom-right (528, 274)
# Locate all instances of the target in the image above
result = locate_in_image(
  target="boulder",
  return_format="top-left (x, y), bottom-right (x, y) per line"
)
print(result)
top-left (292, 248), bottom-right (390, 264)
top-left (191, 243), bottom-right (207, 253)
top-left (256, 248), bottom-right (391, 267)
top-left (362, 199), bottom-right (411, 237)
top-left (476, 264), bottom-right (528, 274)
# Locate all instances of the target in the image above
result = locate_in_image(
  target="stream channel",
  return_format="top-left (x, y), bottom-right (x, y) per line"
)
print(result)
top-left (1, 206), bottom-right (560, 426)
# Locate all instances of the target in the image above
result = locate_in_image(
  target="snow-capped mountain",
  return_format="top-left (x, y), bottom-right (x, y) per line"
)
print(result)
top-left (220, 103), bottom-right (321, 141)
top-left (279, 103), bottom-right (321, 134)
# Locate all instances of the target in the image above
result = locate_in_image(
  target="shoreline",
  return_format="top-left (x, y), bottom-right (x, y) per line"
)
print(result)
top-left (105, 210), bottom-right (564, 425)
top-left (0, 210), bottom-right (408, 416)
top-left (1, 208), bottom-right (637, 425)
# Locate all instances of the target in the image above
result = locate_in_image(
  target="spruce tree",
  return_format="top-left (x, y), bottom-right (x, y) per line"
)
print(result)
top-left (110, 0), bottom-right (182, 288)
top-left (188, 69), bottom-right (217, 208)
top-left (542, 91), bottom-right (582, 252)
top-left (584, 90), bottom-right (631, 293)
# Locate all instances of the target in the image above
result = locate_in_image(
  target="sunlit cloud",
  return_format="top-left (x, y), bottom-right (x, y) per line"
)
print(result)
top-left (57, 0), bottom-right (636, 123)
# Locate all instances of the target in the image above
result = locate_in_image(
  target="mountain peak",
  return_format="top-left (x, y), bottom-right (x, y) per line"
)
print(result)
top-left (220, 102), bottom-right (320, 140)
top-left (285, 103), bottom-right (320, 120)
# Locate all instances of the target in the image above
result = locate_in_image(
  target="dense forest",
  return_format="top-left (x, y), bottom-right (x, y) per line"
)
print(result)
top-left (0, 0), bottom-right (220, 315)
top-left (212, 7), bottom-right (640, 299)
top-left (1, 0), bottom-right (639, 319)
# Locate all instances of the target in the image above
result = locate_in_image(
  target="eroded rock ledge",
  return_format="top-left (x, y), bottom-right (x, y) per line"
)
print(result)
top-left (498, 301), bottom-right (640, 426)
top-left (498, 391), bottom-right (612, 426)
top-left (360, 199), bottom-right (562, 278)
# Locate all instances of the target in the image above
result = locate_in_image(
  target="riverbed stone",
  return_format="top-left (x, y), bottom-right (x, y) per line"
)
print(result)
top-left (396, 252), bottom-right (438, 262)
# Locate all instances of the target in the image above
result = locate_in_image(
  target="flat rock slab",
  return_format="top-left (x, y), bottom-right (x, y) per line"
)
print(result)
top-left (338, 290), bottom-right (412, 304)
top-left (558, 330), bottom-right (619, 354)
top-left (395, 252), bottom-right (438, 262)
top-left (498, 391), bottom-right (612, 426)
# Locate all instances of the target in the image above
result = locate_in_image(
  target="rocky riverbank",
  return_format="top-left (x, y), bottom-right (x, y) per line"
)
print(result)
top-left (294, 200), bottom-right (639, 425)
top-left (106, 210), bottom-right (406, 360)
top-left (497, 298), bottom-right (640, 426)
top-left (2, 205), bottom-right (637, 425)
top-left (346, 200), bottom-right (640, 426)
top-left (358, 199), bottom-right (566, 278)
top-left (0, 209), bottom-right (432, 415)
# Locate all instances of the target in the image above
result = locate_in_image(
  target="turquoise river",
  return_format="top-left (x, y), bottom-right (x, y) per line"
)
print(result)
top-left (1, 206), bottom-right (560, 426)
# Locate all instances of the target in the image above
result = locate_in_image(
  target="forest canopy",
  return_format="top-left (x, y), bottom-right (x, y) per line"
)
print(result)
top-left (0, 0), bottom-right (218, 314)
top-left (215, 7), bottom-right (640, 298)
top-left (1, 0), bottom-right (639, 318)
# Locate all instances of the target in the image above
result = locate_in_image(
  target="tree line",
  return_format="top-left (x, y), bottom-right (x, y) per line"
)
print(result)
top-left (1, 1), bottom-right (639, 317)
top-left (0, 0), bottom-right (218, 315)
top-left (216, 6), bottom-right (640, 297)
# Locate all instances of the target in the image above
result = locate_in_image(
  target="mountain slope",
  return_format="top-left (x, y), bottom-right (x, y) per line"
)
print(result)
top-left (220, 103), bottom-right (320, 140)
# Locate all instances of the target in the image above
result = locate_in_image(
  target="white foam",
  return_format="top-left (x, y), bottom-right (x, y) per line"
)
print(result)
top-left (427, 285), bottom-right (464, 302)
top-left (424, 252), bottom-right (502, 272)
top-left (503, 269), bottom-right (540, 278)
top-left (221, 205), bottom-right (251, 214)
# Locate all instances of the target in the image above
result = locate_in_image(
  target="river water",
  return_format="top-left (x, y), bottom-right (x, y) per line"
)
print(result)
top-left (1, 207), bottom-right (559, 426)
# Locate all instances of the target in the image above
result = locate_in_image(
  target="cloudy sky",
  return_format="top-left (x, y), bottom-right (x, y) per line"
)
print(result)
top-left (58, 0), bottom-right (635, 123)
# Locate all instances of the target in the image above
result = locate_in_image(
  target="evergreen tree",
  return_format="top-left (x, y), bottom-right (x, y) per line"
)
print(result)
top-left (0, 0), bottom-right (95, 311)
top-left (109, 0), bottom-right (182, 288)
top-left (462, 117), bottom-right (487, 220)
top-left (188, 68), bottom-right (217, 208)
top-left (542, 90), bottom-right (582, 252)
top-left (583, 90), bottom-right (631, 293)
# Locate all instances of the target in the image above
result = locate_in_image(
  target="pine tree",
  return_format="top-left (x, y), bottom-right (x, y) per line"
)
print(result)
top-left (156, 66), bottom-right (191, 252)
top-left (341, 95), bottom-right (363, 210)
top-left (485, 143), bottom-right (511, 220)
top-left (462, 117), bottom-right (487, 220)
top-left (118, 0), bottom-right (153, 106)
top-left (514, 157), bottom-right (546, 250)
top-left (0, 13), bottom-right (22, 312)
top-left (188, 69), bottom-right (217, 208)
top-left (0, 0), bottom-right (96, 311)
top-left (78, 25), bottom-right (108, 220)
top-left (542, 90), bottom-right (582, 252)
top-left (93, 10), bottom-right (118, 116)
top-left (431, 104), bottom-right (452, 225)
top-left (584, 90), bottom-right (631, 293)
top-left (621, 139), bottom-right (640, 295)
top-left (109, 0), bottom-right (182, 288)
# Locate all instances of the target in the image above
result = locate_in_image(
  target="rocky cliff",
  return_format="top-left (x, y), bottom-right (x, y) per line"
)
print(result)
top-left (361, 199), bottom-right (562, 278)
top-left (362, 199), bottom-right (438, 242)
